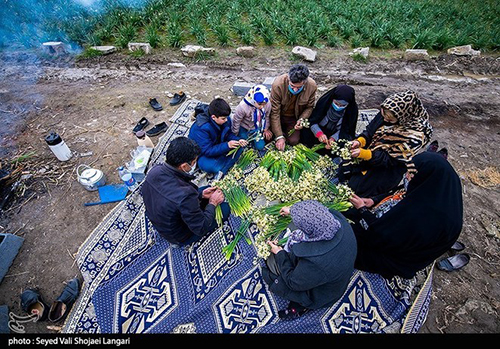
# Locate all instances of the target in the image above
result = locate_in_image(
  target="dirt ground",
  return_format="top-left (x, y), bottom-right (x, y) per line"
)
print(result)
top-left (0, 46), bottom-right (499, 334)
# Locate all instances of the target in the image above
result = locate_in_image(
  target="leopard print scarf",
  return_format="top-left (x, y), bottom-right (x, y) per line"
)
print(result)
top-left (369, 90), bottom-right (433, 172)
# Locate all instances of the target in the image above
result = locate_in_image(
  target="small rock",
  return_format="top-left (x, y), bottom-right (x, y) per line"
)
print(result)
top-left (181, 45), bottom-right (215, 58)
top-left (292, 46), bottom-right (317, 62)
top-left (128, 42), bottom-right (152, 54)
top-left (236, 46), bottom-right (256, 58)
top-left (447, 45), bottom-right (481, 56)
top-left (90, 46), bottom-right (116, 55)
top-left (404, 49), bottom-right (430, 61)
top-left (350, 47), bottom-right (370, 59)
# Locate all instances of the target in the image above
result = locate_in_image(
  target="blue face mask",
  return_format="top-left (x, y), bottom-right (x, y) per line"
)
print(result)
top-left (332, 100), bottom-right (348, 112)
top-left (288, 84), bottom-right (304, 95)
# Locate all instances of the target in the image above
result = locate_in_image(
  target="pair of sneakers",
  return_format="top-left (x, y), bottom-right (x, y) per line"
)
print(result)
top-left (20, 277), bottom-right (81, 323)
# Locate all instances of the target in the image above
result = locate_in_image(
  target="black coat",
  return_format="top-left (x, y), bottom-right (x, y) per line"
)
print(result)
top-left (353, 152), bottom-right (463, 279)
top-left (301, 85), bottom-right (359, 148)
top-left (261, 210), bottom-right (357, 309)
top-left (340, 112), bottom-right (407, 198)
top-left (141, 163), bottom-right (215, 244)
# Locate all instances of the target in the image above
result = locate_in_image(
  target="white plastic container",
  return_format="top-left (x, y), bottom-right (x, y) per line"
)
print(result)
top-left (45, 132), bottom-right (72, 161)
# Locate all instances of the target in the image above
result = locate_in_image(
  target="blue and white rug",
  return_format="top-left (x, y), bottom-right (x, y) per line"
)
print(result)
top-left (62, 100), bottom-right (433, 334)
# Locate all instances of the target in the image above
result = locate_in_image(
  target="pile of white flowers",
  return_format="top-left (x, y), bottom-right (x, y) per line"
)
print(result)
top-left (213, 142), bottom-right (354, 260)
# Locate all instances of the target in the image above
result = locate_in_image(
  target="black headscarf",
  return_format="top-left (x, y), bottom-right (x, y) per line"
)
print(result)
top-left (353, 151), bottom-right (463, 279)
top-left (308, 85), bottom-right (358, 141)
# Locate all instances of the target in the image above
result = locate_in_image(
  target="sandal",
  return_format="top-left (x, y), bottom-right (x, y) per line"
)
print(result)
top-left (450, 240), bottom-right (465, 252)
top-left (132, 117), bottom-right (149, 134)
top-left (436, 253), bottom-right (470, 272)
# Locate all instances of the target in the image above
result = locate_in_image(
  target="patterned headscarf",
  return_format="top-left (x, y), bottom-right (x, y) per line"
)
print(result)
top-left (369, 90), bottom-right (433, 172)
top-left (243, 85), bottom-right (270, 132)
top-left (284, 200), bottom-right (341, 252)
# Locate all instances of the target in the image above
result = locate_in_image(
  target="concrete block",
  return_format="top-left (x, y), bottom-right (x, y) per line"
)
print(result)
top-left (42, 42), bottom-right (66, 55)
top-left (404, 49), bottom-right (430, 61)
top-left (292, 46), bottom-right (317, 62)
top-left (350, 47), bottom-right (370, 59)
top-left (181, 45), bottom-right (215, 58)
top-left (232, 81), bottom-right (254, 96)
top-left (236, 46), bottom-right (256, 58)
top-left (128, 42), bottom-right (152, 54)
top-left (447, 45), bottom-right (480, 56)
top-left (0, 233), bottom-right (24, 284)
top-left (90, 46), bottom-right (117, 55)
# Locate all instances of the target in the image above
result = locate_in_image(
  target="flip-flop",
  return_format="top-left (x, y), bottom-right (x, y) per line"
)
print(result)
top-left (133, 117), bottom-right (149, 133)
top-left (436, 253), bottom-right (470, 272)
top-left (450, 240), bottom-right (465, 252)
top-left (149, 98), bottom-right (163, 111)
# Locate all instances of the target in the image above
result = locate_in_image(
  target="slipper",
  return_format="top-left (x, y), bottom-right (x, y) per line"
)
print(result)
top-left (132, 117), bottom-right (149, 134)
top-left (149, 98), bottom-right (163, 111)
top-left (146, 122), bottom-right (168, 136)
top-left (450, 240), bottom-right (465, 252)
top-left (436, 253), bottom-right (470, 272)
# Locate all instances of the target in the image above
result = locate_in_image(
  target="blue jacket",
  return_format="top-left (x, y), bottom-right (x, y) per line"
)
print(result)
top-left (188, 104), bottom-right (239, 158)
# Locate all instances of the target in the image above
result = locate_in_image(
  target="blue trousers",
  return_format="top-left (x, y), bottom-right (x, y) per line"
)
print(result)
top-left (179, 186), bottom-right (231, 247)
top-left (198, 146), bottom-right (244, 174)
top-left (238, 128), bottom-right (266, 151)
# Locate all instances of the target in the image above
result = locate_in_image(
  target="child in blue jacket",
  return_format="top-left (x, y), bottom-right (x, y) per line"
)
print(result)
top-left (189, 98), bottom-right (248, 175)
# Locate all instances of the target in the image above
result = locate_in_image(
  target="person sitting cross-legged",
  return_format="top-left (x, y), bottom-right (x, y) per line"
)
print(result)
top-left (141, 137), bottom-right (230, 247)
top-left (189, 98), bottom-right (248, 176)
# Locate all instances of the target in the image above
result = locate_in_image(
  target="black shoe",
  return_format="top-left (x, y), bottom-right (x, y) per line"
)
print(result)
top-left (146, 122), bottom-right (168, 136)
top-left (170, 91), bottom-right (186, 106)
top-left (427, 140), bottom-right (439, 152)
top-left (20, 288), bottom-right (49, 321)
top-left (132, 117), bottom-right (149, 134)
top-left (437, 148), bottom-right (448, 160)
top-left (278, 306), bottom-right (308, 320)
top-left (48, 277), bottom-right (81, 323)
top-left (149, 98), bottom-right (163, 111)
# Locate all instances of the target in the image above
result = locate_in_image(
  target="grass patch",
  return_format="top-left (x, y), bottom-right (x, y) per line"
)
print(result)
top-left (51, 0), bottom-right (500, 52)
top-left (77, 47), bottom-right (103, 59)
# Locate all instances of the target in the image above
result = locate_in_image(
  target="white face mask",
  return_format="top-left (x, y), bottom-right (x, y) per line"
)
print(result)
top-left (186, 162), bottom-right (197, 175)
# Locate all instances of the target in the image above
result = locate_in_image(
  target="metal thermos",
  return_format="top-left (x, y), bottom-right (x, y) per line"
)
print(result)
top-left (45, 132), bottom-right (72, 161)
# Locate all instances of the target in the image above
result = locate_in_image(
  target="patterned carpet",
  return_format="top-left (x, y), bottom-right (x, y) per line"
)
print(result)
top-left (62, 100), bottom-right (433, 334)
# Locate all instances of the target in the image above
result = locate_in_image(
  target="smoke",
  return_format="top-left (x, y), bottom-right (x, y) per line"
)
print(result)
top-left (0, 0), bottom-right (150, 50)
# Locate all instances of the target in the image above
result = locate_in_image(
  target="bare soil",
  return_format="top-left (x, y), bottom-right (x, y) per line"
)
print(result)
top-left (0, 46), bottom-right (499, 334)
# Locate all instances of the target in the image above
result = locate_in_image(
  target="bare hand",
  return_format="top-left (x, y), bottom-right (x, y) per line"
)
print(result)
top-left (209, 189), bottom-right (225, 206)
top-left (276, 138), bottom-right (286, 151)
top-left (263, 129), bottom-right (273, 141)
top-left (349, 193), bottom-right (366, 209)
top-left (279, 206), bottom-right (290, 216)
top-left (267, 240), bottom-right (283, 254)
top-left (318, 134), bottom-right (328, 143)
top-left (362, 198), bottom-right (375, 208)
top-left (228, 140), bottom-right (240, 149)
top-left (351, 140), bottom-right (361, 149)
top-left (238, 139), bottom-right (249, 147)
top-left (351, 148), bottom-right (361, 158)
top-left (294, 121), bottom-right (303, 130)
top-left (202, 186), bottom-right (217, 199)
